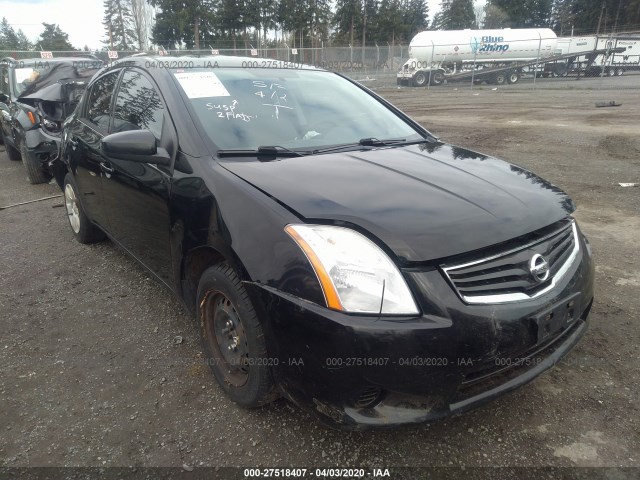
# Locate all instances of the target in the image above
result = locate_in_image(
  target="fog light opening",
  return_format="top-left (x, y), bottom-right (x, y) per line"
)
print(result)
top-left (352, 386), bottom-right (383, 409)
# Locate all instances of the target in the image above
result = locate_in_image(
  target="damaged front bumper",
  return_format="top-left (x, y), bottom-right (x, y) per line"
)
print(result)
top-left (246, 230), bottom-right (595, 429)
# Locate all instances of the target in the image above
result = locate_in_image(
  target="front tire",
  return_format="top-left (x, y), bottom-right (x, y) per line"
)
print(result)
top-left (63, 173), bottom-right (105, 244)
top-left (21, 142), bottom-right (51, 184)
top-left (4, 134), bottom-right (21, 161)
top-left (197, 264), bottom-right (277, 408)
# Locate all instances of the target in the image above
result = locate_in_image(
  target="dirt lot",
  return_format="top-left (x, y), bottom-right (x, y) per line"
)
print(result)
top-left (1, 84), bottom-right (639, 474)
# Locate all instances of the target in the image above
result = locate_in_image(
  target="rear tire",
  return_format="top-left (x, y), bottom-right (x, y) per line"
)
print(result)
top-left (494, 72), bottom-right (507, 85)
top-left (412, 71), bottom-right (428, 87)
top-left (197, 263), bottom-right (277, 408)
top-left (63, 173), bottom-right (105, 244)
top-left (430, 70), bottom-right (445, 86)
top-left (507, 71), bottom-right (520, 84)
top-left (21, 142), bottom-right (51, 184)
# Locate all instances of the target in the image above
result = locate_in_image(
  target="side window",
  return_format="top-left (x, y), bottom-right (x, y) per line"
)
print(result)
top-left (85, 71), bottom-right (119, 131)
top-left (112, 70), bottom-right (164, 140)
top-left (0, 66), bottom-right (9, 97)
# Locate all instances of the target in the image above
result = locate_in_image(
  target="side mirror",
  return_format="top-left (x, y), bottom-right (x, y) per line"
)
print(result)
top-left (101, 129), bottom-right (171, 166)
top-left (0, 92), bottom-right (9, 104)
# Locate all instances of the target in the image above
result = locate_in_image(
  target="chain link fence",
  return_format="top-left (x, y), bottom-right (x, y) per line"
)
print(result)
top-left (2, 39), bottom-right (639, 92)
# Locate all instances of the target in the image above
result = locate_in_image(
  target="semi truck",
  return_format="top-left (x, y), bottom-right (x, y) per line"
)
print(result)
top-left (397, 28), bottom-right (558, 86)
top-left (397, 28), bottom-right (635, 86)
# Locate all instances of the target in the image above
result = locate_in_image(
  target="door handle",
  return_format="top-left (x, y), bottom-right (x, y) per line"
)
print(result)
top-left (100, 161), bottom-right (114, 175)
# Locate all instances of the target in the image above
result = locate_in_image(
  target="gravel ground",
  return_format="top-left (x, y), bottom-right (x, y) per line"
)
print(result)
top-left (0, 83), bottom-right (639, 474)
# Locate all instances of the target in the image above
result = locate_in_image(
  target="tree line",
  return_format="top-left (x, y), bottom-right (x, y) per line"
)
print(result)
top-left (437, 0), bottom-right (640, 34)
top-left (2, 0), bottom-right (639, 53)
top-left (0, 19), bottom-right (76, 51)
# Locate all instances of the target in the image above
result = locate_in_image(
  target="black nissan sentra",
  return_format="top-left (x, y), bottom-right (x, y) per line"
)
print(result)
top-left (54, 56), bottom-right (594, 428)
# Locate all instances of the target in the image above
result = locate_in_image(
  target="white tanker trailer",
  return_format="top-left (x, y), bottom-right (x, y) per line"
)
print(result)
top-left (397, 28), bottom-right (558, 86)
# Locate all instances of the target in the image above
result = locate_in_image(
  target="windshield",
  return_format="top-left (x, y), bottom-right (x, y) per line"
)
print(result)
top-left (172, 68), bottom-right (423, 152)
top-left (13, 66), bottom-right (49, 96)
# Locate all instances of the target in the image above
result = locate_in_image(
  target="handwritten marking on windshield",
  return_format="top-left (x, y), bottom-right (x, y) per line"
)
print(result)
top-left (252, 80), bottom-right (291, 119)
top-left (206, 99), bottom-right (256, 122)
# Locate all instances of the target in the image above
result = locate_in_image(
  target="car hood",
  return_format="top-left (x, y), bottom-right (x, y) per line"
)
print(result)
top-left (221, 142), bottom-right (575, 262)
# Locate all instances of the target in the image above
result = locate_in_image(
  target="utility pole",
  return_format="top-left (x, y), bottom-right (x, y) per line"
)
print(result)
top-left (613, 0), bottom-right (622, 34)
top-left (362, 1), bottom-right (366, 67)
top-left (194, 16), bottom-right (200, 50)
top-left (596, 2), bottom-right (605, 35)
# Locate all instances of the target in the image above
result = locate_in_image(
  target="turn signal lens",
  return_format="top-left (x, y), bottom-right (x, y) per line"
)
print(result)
top-left (27, 111), bottom-right (37, 124)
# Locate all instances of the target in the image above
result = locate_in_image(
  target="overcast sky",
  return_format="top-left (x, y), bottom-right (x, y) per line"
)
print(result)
top-left (1, 0), bottom-right (445, 50)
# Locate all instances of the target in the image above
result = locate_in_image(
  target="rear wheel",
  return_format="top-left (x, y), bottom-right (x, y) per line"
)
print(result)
top-left (507, 71), bottom-right (520, 84)
top-left (63, 173), bottom-right (105, 244)
top-left (412, 71), bottom-right (428, 87)
top-left (197, 264), bottom-right (277, 408)
top-left (430, 70), bottom-right (445, 86)
top-left (21, 142), bottom-right (51, 184)
top-left (494, 72), bottom-right (507, 85)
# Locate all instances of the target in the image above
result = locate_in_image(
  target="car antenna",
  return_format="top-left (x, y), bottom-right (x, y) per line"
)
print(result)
top-left (376, 280), bottom-right (385, 322)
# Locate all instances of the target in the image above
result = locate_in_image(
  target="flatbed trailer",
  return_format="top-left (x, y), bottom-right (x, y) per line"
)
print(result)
top-left (398, 45), bottom-right (626, 86)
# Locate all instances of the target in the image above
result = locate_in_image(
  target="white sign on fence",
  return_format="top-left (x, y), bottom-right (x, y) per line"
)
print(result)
top-left (291, 48), bottom-right (298, 55)
top-left (40, 51), bottom-right (53, 59)
top-left (107, 50), bottom-right (119, 59)
top-left (251, 49), bottom-right (258, 56)
top-left (211, 49), bottom-right (219, 55)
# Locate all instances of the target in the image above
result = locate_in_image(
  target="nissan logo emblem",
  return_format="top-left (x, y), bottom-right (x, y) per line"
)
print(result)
top-left (529, 254), bottom-right (550, 282)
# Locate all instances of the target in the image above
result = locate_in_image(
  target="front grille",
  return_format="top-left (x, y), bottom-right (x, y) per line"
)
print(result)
top-left (442, 220), bottom-right (579, 304)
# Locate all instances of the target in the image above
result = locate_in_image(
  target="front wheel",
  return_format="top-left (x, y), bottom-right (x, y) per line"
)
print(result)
top-left (63, 173), bottom-right (105, 244)
top-left (197, 264), bottom-right (278, 408)
top-left (21, 142), bottom-right (51, 184)
top-left (3, 132), bottom-right (21, 161)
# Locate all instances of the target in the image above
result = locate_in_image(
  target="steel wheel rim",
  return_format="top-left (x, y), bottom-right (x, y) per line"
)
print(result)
top-left (415, 73), bottom-right (426, 85)
top-left (64, 184), bottom-right (81, 234)
top-left (203, 292), bottom-right (249, 387)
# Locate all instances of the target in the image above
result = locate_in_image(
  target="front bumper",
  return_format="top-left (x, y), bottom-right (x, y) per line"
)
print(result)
top-left (22, 127), bottom-right (60, 166)
top-left (248, 229), bottom-right (595, 429)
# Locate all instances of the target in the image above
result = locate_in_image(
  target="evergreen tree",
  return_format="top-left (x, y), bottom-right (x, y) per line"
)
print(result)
top-left (149, 0), bottom-right (218, 49)
top-left (403, 0), bottom-right (430, 39)
top-left (486, 0), bottom-right (552, 28)
top-left (438, 0), bottom-right (476, 29)
top-left (0, 18), bottom-right (33, 50)
top-left (377, 0), bottom-right (407, 42)
top-left (332, 0), bottom-right (363, 44)
top-left (37, 23), bottom-right (76, 50)
top-left (103, 0), bottom-right (138, 49)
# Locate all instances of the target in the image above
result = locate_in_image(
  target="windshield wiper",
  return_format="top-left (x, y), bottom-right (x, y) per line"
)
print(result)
top-left (217, 145), bottom-right (306, 159)
top-left (310, 137), bottom-right (429, 155)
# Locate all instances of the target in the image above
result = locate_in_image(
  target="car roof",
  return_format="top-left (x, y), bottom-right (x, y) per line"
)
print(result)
top-left (110, 55), bottom-right (324, 72)
top-left (1, 56), bottom-right (103, 67)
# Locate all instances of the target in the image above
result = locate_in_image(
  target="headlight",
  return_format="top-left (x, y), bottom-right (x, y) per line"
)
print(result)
top-left (285, 224), bottom-right (419, 315)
